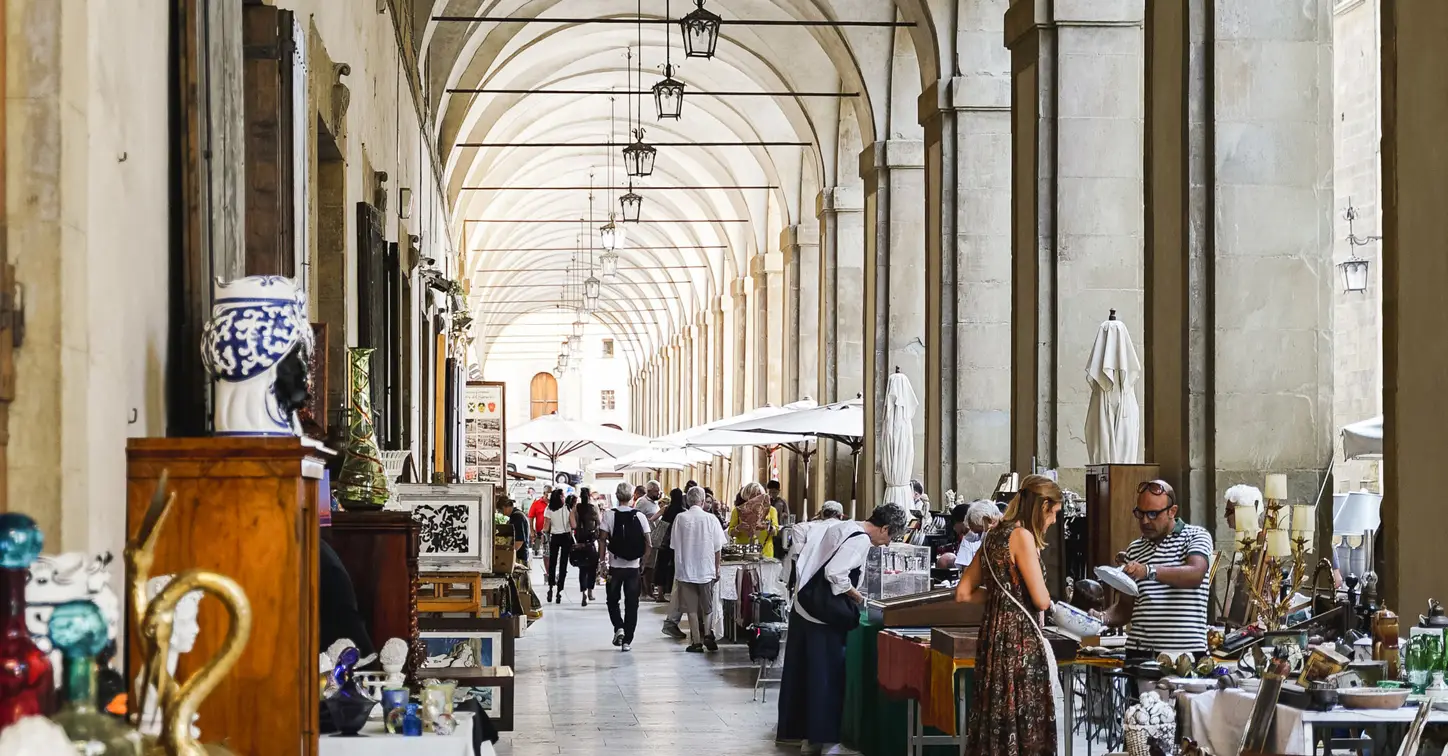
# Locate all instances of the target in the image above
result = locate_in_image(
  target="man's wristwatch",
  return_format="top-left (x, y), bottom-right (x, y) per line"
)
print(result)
top-left (1145, 565), bottom-right (1158, 583)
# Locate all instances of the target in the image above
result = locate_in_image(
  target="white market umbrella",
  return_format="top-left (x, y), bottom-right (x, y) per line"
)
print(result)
top-left (1340, 415), bottom-right (1383, 460)
top-left (1084, 312), bottom-right (1143, 465)
top-left (595, 446), bottom-right (716, 474)
top-left (508, 413), bottom-right (652, 480)
top-left (881, 371), bottom-right (919, 509)
top-left (726, 397), bottom-right (865, 517)
top-left (672, 400), bottom-right (817, 449)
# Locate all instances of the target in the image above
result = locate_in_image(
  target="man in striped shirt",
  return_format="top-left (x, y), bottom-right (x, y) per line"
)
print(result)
top-left (1103, 479), bottom-right (1213, 658)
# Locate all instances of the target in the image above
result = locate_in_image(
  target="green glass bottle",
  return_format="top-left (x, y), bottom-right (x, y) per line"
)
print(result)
top-left (48, 600), bottom-right (142, 754)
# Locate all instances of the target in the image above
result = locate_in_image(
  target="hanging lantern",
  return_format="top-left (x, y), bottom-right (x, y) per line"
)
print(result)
top-left (600, 216), bottom-right (626, 250)
top-left (569, 334), bottom-right (583, 353)
top-left (680, 0), bottom-right (722, 59)
top-left (620, 188), bottom-right (643, 223)
top-left (653, 64), bottom-right (685, 120)
top-left (1338, 255), bottom-right (1370, 293)
top-left (622, 127), bottom-right (657, 177)
top-left (572, 320), bottom-right (585, 338)
top-left (584, 275), bottom-right (602, 301)
top-left (600, 250), bottom-right (620, 279)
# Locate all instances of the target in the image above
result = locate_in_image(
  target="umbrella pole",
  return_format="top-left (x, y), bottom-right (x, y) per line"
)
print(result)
top-left (850, 446), bottom-right (860, 520)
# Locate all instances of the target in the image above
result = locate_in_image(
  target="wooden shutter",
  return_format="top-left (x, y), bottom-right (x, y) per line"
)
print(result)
top-left (356, 202), bottom-right (388, 443)
top-left (241, 2), bottom-right (295, 276)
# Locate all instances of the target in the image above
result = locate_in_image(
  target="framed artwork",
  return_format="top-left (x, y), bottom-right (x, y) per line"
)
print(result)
top-left (394, 483), bottom-right (494, 571)
top-left (419, 629), bottom-right (502, 668)
top-left (418, 617), bottom-right (515, 667)
top-left (463, 381), bottom-right (505, 485)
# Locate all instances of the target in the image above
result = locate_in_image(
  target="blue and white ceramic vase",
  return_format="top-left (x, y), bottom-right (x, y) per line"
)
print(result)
top-left (200, 276), bottom-right (313, 436)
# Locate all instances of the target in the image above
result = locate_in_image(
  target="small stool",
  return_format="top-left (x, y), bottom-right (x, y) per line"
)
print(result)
top-left (417, 572), bottom-right (484, 616)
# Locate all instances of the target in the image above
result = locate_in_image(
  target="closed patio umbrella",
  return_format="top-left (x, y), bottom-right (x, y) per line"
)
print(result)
top-left (1085, 311), bottom-right (1142, 464)
top-left (881, 370), bottom-right (918, 509)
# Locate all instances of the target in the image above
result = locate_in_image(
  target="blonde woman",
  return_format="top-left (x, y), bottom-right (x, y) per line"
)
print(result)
top-left (728, 481), bottom-right (779, 558)
top-left (955, 474), bottom-right (1063, 756)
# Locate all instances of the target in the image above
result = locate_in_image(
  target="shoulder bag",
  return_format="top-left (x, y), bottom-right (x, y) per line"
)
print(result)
top-left (795, 530), bottom-right (867, 632)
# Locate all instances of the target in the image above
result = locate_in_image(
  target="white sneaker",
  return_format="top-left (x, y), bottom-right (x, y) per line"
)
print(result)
top-left (612, 628), bottom-right (624, 646)
top-left (621, 643), bottom-right (632, 652)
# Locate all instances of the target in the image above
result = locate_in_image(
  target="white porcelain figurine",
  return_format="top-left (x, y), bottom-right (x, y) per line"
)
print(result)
top-left (0, 716), bottom-right (75, 756)
top-left (380, 637), bottom-right (410, 687)
top-left (135, 575), bottom-right (204, 738)
top-left (201, 275), bottom-right (313, 436)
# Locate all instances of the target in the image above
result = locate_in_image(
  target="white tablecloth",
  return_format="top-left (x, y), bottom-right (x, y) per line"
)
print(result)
top-left (1178, 688), bottom-right (1305, 755)
top-left (319, 711), bottom-right (484, 756)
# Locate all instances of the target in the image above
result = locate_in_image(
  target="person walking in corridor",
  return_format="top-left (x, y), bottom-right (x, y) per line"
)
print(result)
top-left (671, 486), bottom-right (726, 652)
top-left (544, 489), bottom-right (574, 604)
top-left (599, 481), bottom-right (651, 651)
top-left (570, 490), bottom-right (601, 606)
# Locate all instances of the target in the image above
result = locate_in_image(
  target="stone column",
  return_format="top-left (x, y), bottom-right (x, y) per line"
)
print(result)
top-left (817, 185), bottom-right (866, 505)
top-left (712, 298), bottom-right (726, 422)
top-left (731, 280), bottom-right (748, 418)
top-left (922, 27), bottom-right (1013, 501)
top-left (1006, 0), bottom-right (1145, 490)
top-left (1380, 0), bottom-right (1448, 614)
top-left (860, 139), bottom-right (926, 500)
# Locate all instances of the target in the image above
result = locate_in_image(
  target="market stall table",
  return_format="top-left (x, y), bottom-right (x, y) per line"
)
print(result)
top-left (319, 711), bottom-right (481, 756)
top-left (1298, 703), bottom-right (1448, 755)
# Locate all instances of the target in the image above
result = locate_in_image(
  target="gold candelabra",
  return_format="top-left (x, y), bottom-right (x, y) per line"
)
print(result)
top-left (1213, 477), bottom-right (1318, 630)
top-left (127, 472), bottom-right (253, 756)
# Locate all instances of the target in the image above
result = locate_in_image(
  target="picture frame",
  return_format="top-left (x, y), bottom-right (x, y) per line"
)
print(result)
top-left (419, 629), bottom-right (504, 669)
top-left (418, 617), bottom-right (516, 667)
top-left (394, 483), bottom-right (494, 572)
top-left (1262, 630), bottom-right (1310, 674)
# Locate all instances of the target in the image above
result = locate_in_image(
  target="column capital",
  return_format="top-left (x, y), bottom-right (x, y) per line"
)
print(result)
top-left (750, 251), bottom-right (786, 278)
top-left (859, 140), bottom-right (925, 180)
top-left (712, 296), bottom-right (725, 315)
top-left (1007, 0), bottom-right (1143, 47)
top-left (919, 76), bottom-right (1010, 123)
top-left (816, 185), bottom-right (864, 216)
top-left (730, 277), bottom-right (749, 298)
top-left (778, 224), bottom-right (802, 258)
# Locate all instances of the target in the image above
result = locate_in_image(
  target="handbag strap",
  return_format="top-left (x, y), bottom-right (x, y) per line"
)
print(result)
top-left (981, 529), bottom-right (1064, 702)
top-left (806, 529), bottom-right (866, 586)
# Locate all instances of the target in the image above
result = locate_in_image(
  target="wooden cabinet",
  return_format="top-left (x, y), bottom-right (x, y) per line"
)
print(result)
top-left (1085, 464), bottom-right (1161, 573)
top-left (323, 511), bottom-right (421, 675)
top-left (126, 437), bottom-right (328, 756)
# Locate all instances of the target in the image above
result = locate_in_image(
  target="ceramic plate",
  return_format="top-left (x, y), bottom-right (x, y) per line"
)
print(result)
top-left (1095, 565), bottom-right (1139, 597)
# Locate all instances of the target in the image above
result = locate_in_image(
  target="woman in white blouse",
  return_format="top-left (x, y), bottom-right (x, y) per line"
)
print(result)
top-left (776, 502), bottom-right (908, 755)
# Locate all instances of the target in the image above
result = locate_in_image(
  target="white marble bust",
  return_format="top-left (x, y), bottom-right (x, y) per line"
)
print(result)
top-left (136, 575), bottom-right (204, 738)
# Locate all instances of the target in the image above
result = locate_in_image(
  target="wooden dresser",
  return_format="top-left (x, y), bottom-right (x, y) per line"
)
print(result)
top-left (125, 437), bottom-right (328, 756)
top-left (1085, 464), bottom-right (1162, 572)
top-left (323, 511), bottom-right (421, 675)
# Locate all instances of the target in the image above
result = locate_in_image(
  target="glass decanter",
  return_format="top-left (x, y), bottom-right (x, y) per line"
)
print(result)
top-left (0, 513), bottom-right (54, 729)
top-left (48, 600), bottom-right (142, 754)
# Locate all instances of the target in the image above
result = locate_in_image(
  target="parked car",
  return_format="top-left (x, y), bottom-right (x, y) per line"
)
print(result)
top-left (507, 454), bottom-right (581, 487)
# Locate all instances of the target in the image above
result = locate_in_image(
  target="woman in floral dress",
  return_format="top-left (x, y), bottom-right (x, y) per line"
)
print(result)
top-left (955, 474), bottom-right (1064, 756)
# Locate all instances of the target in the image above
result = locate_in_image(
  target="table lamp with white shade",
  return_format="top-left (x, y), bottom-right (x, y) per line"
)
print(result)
top-left (1333, 490), bottom-right (1382, 581)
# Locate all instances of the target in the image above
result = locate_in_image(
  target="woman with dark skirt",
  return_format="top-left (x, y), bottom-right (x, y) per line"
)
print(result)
top-left (544, 489), bottom-right (574, 604)
top-left (776, 503), bottom-right (907, 755)
top-left (652, 488), bottom-right (688, 602)
top-left (570, 490), bottom-right (600, 606)
top-left (955, 474), bottom-right (1063, 756)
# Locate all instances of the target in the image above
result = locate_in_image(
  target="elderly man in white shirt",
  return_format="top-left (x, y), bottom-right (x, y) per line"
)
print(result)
top-left (953, 499), bottom-right (1000, 568)
top-left (670, 486), bottom-right (728, 652)
top-left (776, 503), bottom-right (908, 755)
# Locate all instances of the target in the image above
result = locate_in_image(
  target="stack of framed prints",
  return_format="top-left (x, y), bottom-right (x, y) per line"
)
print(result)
top-left (418, 617), bottom-right (516, 731)
top-left (392, 483), bottom-right (495, 573)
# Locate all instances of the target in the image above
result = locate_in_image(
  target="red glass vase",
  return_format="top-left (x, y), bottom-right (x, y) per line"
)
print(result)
top-left (0, 566), bottom-right (53, 727)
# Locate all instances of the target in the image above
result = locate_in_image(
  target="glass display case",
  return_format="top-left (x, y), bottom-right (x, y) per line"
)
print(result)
top-left (862, 542), bottom-right (932, 600)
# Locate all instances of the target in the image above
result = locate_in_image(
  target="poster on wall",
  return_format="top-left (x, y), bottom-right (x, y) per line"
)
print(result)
top-left (464, 381), bottom-right (506, 486)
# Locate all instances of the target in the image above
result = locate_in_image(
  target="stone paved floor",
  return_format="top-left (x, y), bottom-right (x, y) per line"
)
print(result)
top-left (494, 570), bottom-right (795, 756)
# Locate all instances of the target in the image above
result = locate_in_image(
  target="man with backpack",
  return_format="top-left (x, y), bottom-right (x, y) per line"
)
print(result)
top-left (599, 481), bottom-right (651, 651)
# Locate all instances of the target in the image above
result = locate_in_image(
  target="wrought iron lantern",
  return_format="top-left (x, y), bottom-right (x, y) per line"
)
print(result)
top-left (600, 216), bottom-right (625, 251)
top-left (584, 274), bottom-right (602, 302)
top-left (569, 334), bottom-right (583, 353)
top-left (620, 187), bottom-right (643, 223)
top-left (653, 64), bottom-right (685, 120)
top-left (680, 0), bottom-right (722, 59)
top-left (1339, 255), bottom-right (1370, 293)
top-left (572, 319), bottom-right (586, 338)
top-left (600, 250), bottom-right (620, 279)
top-left (623, 127), bottom-right (657, 177)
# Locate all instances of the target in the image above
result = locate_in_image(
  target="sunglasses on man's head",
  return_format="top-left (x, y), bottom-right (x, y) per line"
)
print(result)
top-left (1137, 480), bottom-right (1172, 497)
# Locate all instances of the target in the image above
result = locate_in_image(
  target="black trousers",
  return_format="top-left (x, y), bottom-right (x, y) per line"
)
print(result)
top-left (548, 533), bottom-right (574, 591)
top-left (606, 566), bottom-right (641, 643)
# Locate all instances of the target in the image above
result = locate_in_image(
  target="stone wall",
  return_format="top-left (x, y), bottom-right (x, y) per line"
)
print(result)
top-left (1331, 0), bottom-right (1383, 493)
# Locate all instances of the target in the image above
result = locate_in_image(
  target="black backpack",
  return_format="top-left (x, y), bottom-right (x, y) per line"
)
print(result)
top-left (607, 509), bottom-right (648, 561)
